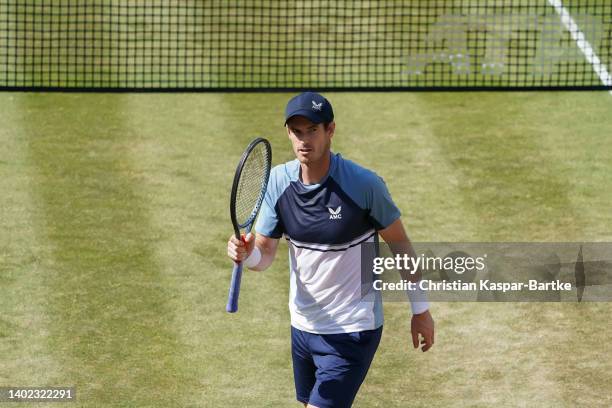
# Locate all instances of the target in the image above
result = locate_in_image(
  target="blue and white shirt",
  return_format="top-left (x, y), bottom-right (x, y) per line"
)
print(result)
top-left (255, 152), bottom-right (401, 334)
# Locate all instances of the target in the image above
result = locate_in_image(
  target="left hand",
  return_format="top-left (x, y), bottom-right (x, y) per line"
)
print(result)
top-left (411, 310), bottom-right (434, 352)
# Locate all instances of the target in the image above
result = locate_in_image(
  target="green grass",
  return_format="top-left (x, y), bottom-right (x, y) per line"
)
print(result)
top-left (1, 91), bottom-right (611, 407)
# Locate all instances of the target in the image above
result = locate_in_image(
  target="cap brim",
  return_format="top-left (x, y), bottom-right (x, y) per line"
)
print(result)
top-left (284, 109), bottom-right (324, 125)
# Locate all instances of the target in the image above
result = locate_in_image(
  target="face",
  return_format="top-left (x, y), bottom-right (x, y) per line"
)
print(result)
top-left (286, 116), bottom-right (335, 165)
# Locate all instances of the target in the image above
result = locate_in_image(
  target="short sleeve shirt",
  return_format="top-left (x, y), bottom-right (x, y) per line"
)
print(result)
top-left (256, 152), bottom-right (401, 334)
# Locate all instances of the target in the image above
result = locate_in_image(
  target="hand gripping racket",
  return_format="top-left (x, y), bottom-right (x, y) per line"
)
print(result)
top-left (226, 138), bottom-right (272, 313)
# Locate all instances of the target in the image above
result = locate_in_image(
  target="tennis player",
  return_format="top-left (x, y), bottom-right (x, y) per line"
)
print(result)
top-left (227, 91), bottom-right (434, 408)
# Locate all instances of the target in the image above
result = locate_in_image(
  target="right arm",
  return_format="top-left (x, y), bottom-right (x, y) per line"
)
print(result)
top-left (227, 232), bottom-right (279, 271)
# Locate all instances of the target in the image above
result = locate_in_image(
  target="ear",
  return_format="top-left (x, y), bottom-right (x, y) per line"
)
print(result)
top-left (326, 121), bottom-right (336, 139)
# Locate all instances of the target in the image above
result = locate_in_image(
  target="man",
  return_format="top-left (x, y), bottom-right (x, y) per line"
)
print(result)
top-left (227, 92), bottom-right (434, 408)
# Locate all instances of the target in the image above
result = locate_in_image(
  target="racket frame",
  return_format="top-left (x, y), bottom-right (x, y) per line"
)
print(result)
top-left (229, 137), bottom-right (272, 239)
top-left (226, 137), bottom-right (272, 313)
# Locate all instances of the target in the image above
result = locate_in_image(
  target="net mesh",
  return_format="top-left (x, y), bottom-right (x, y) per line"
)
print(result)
top-left (0, 1), bottom-right (610, 91)
top-left (234, 141), bottom-right (271, 228)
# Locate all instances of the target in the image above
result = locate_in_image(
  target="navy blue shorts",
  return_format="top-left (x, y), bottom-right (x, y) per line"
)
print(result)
top-left (291, 325), bottom-right (383, 408)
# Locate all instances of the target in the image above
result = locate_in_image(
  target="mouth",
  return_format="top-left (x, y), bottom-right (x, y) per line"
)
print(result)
top-left (298, 147), bottom-right (312, 154)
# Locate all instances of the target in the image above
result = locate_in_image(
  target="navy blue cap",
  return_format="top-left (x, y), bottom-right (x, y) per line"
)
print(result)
top-left (284, 91), bottom-right (334, 125)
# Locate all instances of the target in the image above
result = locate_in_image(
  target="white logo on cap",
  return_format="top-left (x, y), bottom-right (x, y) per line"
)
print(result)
top-left (312, 101), bottom-right (323, 111)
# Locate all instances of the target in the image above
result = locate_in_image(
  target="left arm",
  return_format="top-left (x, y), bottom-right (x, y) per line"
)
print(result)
top-left (379, 218), bottom-right (435, 352)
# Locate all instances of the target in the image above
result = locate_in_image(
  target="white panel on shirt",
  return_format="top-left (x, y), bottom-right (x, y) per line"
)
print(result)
top-left (286, 230), bottom-right (383, 334)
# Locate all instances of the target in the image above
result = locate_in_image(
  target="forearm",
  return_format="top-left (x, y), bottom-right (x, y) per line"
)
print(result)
top-left (388, 240), bottom-right (421, 283)
top-left (379, 219), bottom-right (429, 314)
top-left (387, 241), bottom-right (430, 314)
top-left (246, 235), bottom-right (278, 271)
top-left (247, 246), bottom-right (272, 271)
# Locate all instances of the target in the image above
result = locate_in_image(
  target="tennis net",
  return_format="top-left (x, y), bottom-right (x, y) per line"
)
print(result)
top-left (0, 1), bottom-right (610, 91)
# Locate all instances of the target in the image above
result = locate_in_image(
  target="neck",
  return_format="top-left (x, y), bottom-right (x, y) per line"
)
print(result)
top-left (300, 152), bottom-right (331, 185)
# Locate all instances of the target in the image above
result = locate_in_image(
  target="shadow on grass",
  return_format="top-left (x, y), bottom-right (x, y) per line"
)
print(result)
top-left (21, 94), bottom-right (195, 407)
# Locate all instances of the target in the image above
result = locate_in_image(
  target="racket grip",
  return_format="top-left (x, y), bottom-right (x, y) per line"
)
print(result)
top-left (226, 262), bottom-right (243, 313)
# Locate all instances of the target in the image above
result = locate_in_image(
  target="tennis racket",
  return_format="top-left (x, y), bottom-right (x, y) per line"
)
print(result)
top-left (226, 137), bottom-right (272, 313)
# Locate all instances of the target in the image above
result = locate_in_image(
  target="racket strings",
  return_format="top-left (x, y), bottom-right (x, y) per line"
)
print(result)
top-left (235, 142), bottom-right (271, 227)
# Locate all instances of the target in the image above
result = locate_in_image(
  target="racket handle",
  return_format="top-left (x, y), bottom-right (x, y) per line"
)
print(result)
top-left (226, 262), bottom-right (243, 313)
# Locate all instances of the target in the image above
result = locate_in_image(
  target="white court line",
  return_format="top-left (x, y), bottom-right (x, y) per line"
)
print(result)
top-left (547, 0), bottom-right (612, 95)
